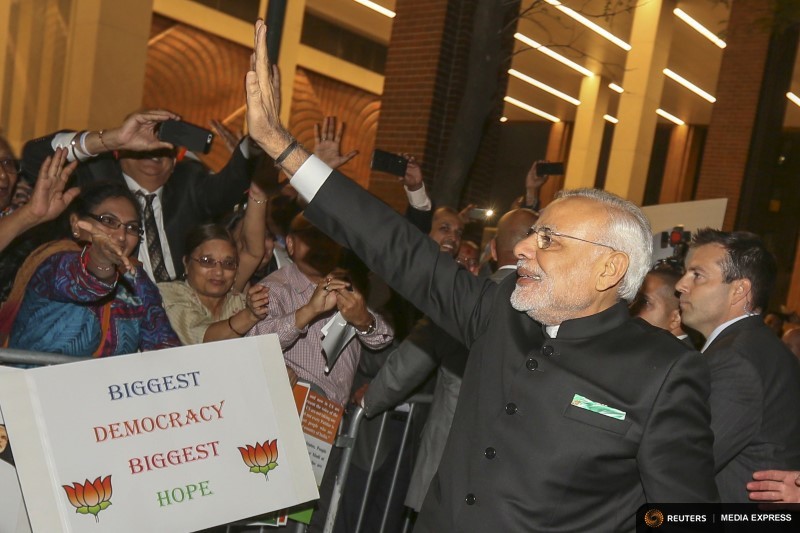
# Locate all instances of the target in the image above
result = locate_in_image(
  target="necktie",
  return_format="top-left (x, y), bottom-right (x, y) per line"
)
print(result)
top-left (137, 192), bottom-right (170, 282)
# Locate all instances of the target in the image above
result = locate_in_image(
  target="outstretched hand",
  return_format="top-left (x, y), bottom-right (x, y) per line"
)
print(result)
top-left (26, 147), bottom-right (80, 223)
top-left (245, 20), bottom-right (289, 157)
top-left (398, 154), bottom-right (423, 191)
top-left (104, 110), bottom-right (179, 152)
top-left (314, 117), bottom-right (358, 168)
top-left (76, 220), bottom-right (136, 275)
top-left (526, 160), bottom-right (550, 190)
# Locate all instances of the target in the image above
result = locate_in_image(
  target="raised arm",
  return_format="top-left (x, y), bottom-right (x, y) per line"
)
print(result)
top-left (234, 180), bottom-right (268, 293)
top-left (244, 20), bottom-right (494, 346)
top-left (0, 148), bottom-right (79, 252)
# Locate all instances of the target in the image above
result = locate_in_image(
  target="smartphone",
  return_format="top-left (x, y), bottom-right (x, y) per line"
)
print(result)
top-left (536, 161), bottom-right (565, 176)
top-left (468, 208), bottom-right (495, 220)
top-left (371, 149), bottom-right (408, 177)
top-left (157, 120), bottom-right (214, 154)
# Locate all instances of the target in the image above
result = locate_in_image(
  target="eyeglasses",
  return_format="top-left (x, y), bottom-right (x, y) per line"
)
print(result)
top-left (527, 226), bottom-right (616, 251)
top-left (189, 255), bottom-right (238, 271)
top-left (86, 213), bottom-right (143, 236)
top-left (0, 159), bottom-right (21, 175)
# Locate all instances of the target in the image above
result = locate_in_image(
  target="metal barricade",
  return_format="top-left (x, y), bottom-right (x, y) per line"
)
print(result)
top-left (324, 393), bottom-right (433, 533)
top-left (0, 347), bottom-right (90, 366)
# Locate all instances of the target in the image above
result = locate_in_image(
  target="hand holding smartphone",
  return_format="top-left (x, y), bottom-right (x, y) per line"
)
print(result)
top-left (535, 161), bottom-right (565, 176)
top-left (371, 149), bottom-right (409, 177)
top-left (157, 120), bottom-right (215, 154)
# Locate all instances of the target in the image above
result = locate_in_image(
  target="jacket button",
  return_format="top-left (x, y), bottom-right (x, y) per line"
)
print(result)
top-left (542, 345), bottom-right (555, 357)
top-left (505, 402), bottom-right (517, 415)
top-left (465, 493), bottom-right (476, 505)
top-left (526, 358), bottom-right (538, 371)
top-left (484, 447), bottom-right (496, 459)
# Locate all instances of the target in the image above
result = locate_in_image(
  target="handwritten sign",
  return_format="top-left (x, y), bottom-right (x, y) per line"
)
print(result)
top-left (0, 336), bottom-right (318, 532)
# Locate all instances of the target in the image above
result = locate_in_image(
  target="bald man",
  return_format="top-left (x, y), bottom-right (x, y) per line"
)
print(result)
top-left (489, 208), bottom-right (538, 282)
top-left (631, 265), bottom-right (692, 345)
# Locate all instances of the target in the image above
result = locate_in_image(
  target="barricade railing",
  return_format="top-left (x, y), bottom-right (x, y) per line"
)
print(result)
top-left (325, 393), bottom-right (433, 533)
top-left (0, 347), bottom-right (90, 366)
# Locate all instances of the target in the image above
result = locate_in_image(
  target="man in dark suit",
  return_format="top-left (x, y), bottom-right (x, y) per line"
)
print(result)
top-left (631, 263), bottom-right (695, 346)
top-left (676, 229), bottom-right (800, 502)
top-left (22, 110), bottom-right (262, 281)
top-left (245, 21), bottom-right (718, 531)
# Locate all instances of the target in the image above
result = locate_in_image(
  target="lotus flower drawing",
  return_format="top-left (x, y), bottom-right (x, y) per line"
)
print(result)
top-left (238, 439), bottom-right (279, 480)
top-left (62, 475), bottom-right (113, 522)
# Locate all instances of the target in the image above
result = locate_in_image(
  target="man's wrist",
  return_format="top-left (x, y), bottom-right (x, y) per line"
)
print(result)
top-left (353, 314), bottom-right (376, 335)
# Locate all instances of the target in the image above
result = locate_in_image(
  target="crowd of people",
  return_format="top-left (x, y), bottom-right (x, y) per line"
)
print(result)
top-left (1, 18), bottom-right (800, 532)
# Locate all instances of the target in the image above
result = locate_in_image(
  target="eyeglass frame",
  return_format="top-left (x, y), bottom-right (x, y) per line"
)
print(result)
top-left (0, 158), bottom-right (22, 175)
top-left (85, 213), bottom-right (143, 237)
top-left (527, 225), bottom-right (617, 251)
top-left (189, 255), bottom-right (239, 271)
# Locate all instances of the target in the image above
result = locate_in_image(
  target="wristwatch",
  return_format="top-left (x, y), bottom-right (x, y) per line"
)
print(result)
top-left (354, 314), bottom-right (376, 335)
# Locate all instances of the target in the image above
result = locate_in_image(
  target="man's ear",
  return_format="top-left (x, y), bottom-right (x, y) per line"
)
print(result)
top-left (668, 307), bottom-right (683, 333)
top-left (490, 238), bottom-right (498, 262)
top-left (285, 234), bottom-right (295, 257)
top-left (730, 278), bottom-right (753, 308)
top-left (595, 251), bottom-right (629, 293)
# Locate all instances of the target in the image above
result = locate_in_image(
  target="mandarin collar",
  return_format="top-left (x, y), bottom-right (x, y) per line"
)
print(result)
top-left (544, 301), bottom-right (630, 340)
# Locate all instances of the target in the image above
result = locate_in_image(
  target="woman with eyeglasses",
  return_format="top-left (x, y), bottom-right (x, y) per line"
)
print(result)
top-left (0, 178), bottom-right (180, 356)
top-left (157, 182), bottom-right (270, 345)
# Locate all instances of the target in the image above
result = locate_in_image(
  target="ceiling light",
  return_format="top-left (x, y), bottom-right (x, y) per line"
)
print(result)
top-left (504, 96), bottom-right (561, 122)
top-left (508, 69), bottom-right (581, 105)
top-left (500, 116), bottom-right (508, 122)
top-left (514, 32), bottom-right (594, 77)
top-left (656, 108), bottom-right (685, 125)
top-left (603, 114), bottom-right (619, 124)
top-left (787, 92), bottom-right (800, 107)
top-left (608, 83), bottom-right (624, 94)
top-left (673, 8), bottom-right (726, 48)
top-left (543, 0), bottom-right (631, 51)
top-left (663, 68), bottom-right (716, 103)
top-left (352, 0), bottom-right (396, 18)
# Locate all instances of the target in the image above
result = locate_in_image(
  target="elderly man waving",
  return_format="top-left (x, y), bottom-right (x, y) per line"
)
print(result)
top-left (244, 20), bottom-right (718, 532)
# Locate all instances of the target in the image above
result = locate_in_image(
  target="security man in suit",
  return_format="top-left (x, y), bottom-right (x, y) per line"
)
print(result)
top-left (676, 229), bottom-right (800, 502)
top-left (23, 110), bottom-right (263, 282)
top-left (243, 20), bottom-right (718, 532)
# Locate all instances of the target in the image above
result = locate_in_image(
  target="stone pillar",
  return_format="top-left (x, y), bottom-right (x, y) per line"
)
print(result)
top-left (61, 0), bottom-right (154, 129)
top-left (0, 0), bottom-right (153, 149)
top-left (659, 125), bottom-right (701, 204)
top-left (605, 0), bottom-right (674, 203)
top-left (369, 0), bottom-right (458, 211)
top-left (564, 75), bottom-right (610, 190)
top-left (694, 0), bottom-right (792, 230)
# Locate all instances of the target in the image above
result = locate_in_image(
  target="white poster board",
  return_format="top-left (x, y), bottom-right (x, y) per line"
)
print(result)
top-left (0, 336), bottom-right (318, 533)
top-left (0, 404), bottom-right (32, 533)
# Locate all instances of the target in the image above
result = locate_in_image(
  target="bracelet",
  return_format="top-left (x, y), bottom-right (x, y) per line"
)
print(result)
top-left (98, 129), bottom-right (110, 152)
top-left (274, 139), bottom-right (298, 167)
top-left (248, 194), bottom-right (267, 205)
top-left (80, 245), bottom-right (114, 272)
top-left (69, 133), bottom-right (81, 161)
top-left (228, 315), bottom-right (247, 336)
top-left (354, 314), bottom-right (376, 336)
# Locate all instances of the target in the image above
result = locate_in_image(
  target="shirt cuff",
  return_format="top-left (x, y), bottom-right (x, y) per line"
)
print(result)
top-left (53, 132), bottom-right (94, 163)
top-left (406, 184), bottom-right (432, 211)
top-left (290, 155), bottom-right (333, 204)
